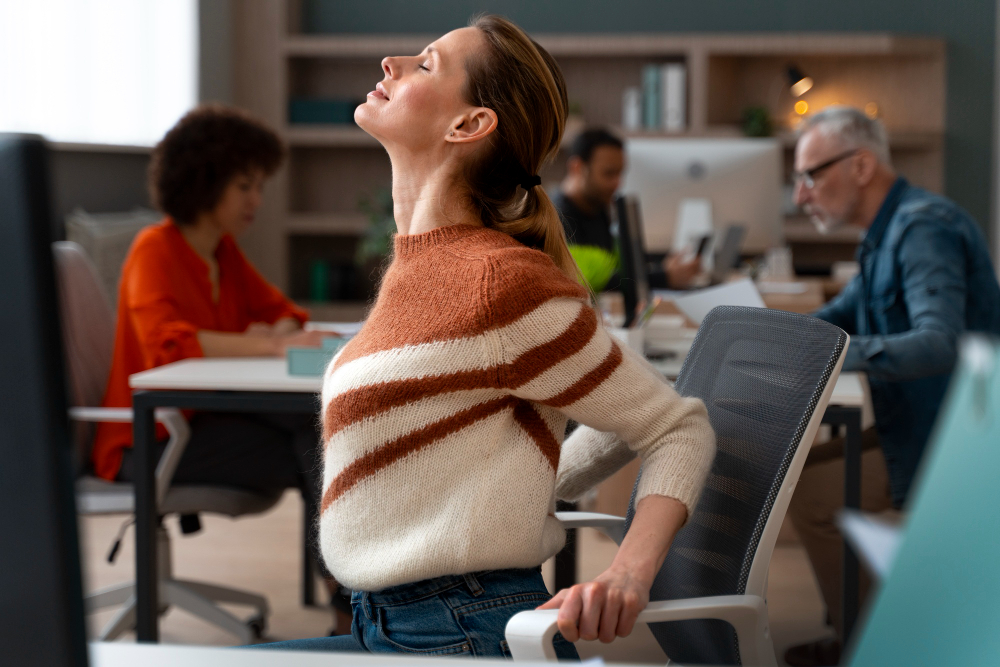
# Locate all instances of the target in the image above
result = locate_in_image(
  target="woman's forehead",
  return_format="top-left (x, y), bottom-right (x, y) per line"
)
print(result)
top-left (425, 27), bottom-right (482, 62)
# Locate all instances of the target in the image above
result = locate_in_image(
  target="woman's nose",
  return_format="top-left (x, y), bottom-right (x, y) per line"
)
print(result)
top-left (381, 57), bottom-right (394, 78)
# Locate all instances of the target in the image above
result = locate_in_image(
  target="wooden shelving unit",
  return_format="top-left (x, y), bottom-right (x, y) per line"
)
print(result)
top-left (232, 0), bottom-right (946, 298)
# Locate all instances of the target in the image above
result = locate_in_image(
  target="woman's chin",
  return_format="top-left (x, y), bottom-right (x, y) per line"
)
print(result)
top-left (354, 104), bottom-right (383, 140)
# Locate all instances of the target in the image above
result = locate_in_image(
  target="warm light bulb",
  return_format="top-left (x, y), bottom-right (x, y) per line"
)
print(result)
top-left (794, 100), bottom-right (809, 115)
top-left (865, 102), bottom-right (880, 119)
top-left (790, 76), bottom-right (814, 98)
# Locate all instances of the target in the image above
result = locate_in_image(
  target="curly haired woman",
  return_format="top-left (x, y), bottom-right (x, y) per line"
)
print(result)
top-left (95, 105), bottom-right (352, 630)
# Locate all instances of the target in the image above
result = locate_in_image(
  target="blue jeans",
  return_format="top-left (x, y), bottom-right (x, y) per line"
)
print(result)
top-left (246, 567), bottom-right (579, 659)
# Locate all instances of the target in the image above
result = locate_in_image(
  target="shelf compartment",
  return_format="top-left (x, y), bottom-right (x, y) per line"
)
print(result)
top-left (283, 33), bottom-right (943, 59)
top-left (286, 212), bottom-right (368, 235)
top-left (285, 125), bottom-right (379, 147)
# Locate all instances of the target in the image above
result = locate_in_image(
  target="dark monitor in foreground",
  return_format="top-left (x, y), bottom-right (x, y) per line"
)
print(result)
top-left (0, 134), bottom-right (89, 667)
top-left (613, 194), bottom-right (651, 328)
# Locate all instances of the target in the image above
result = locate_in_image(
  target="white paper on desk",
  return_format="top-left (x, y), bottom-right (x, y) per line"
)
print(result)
top-left (670, 278), bottom-right (765, 325)
top-left (838, 510), bottom-right (903, 580)
top-left (758, 281), bottom-right (808, 294)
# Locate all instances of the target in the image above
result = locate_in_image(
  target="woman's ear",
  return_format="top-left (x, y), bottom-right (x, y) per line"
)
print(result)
top-left (446, 107), bottom-right (498, 143)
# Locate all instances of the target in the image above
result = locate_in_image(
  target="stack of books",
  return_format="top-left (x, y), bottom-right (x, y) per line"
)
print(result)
top-left (623, 63), bottom-right (687, 133)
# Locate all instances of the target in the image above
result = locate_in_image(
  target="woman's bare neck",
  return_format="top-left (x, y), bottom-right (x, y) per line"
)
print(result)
top-left (389, 151), bottom-right (482, 236)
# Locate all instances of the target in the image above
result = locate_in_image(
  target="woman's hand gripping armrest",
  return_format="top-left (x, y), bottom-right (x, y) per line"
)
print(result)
top-left (537, 494), bottom-right (687, 644)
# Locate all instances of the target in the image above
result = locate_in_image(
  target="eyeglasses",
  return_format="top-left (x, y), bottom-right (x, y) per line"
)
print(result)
top-left (792, 149), bottom-right (859, 189)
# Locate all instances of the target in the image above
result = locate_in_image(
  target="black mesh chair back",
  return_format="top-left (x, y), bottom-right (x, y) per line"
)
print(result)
top-left (626, 306), bottom-right (847, 665)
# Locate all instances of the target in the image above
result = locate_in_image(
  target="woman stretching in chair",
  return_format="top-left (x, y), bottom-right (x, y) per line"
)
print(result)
top-left (252, 15), bottom-right (716, 657)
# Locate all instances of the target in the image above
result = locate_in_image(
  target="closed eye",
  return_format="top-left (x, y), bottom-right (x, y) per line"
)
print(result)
top-left (418, 64), bottom-right (430, 71)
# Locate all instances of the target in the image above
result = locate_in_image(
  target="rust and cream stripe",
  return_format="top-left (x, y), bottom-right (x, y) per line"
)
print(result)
top-left (317, 224), bottom-right (714, 592)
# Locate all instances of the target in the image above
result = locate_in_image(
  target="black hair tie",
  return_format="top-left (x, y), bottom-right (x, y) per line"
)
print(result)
top-left (520, 174), bottom-right (542, 190)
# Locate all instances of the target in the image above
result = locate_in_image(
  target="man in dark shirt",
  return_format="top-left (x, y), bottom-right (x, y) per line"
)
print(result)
top-left (785, 106), bottom-right (1000, 666)
top-left (553, 128), bottom-right (700, 289)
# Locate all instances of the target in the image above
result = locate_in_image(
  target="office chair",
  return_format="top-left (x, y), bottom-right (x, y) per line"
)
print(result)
top-left (507, 306), bottom-right (849, 665)
top-left (54, 241), bottom-right (281, 643)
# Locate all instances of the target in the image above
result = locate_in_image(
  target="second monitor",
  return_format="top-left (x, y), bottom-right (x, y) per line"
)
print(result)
top-left (620, 137), bottom-right (783, 255)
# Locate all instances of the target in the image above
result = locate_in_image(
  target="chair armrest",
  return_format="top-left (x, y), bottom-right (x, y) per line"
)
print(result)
top-left (505, 594), bottom-right (772, 663)
top-left (153, 409), bottom-right (190, 507)
top-left (555, 511), bottom-right (626, 545)
top-left (67, 406), bottom-right (191, 508)
top-left (68, 406), bottom-right (134, 423)
top-left (68, 406), bottom-right (183, 425)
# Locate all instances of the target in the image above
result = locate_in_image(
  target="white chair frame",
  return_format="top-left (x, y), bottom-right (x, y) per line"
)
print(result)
top-left (72, 407), bottom-right (269, 643)
top-left (506, 339), bottom-right (849, 665)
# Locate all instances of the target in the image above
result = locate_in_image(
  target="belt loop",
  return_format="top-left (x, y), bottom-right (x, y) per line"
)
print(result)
top-left (463, 572), bottom-right (484, 596)
top-left (361, 591), bottom-right (374, 621)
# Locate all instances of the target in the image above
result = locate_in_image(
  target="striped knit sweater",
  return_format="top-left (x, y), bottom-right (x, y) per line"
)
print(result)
top-left (319, 224), bottom-right (715, 591)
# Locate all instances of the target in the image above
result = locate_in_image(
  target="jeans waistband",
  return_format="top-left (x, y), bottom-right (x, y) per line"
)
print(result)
top-left (353, 567), bottom-right (543, 608)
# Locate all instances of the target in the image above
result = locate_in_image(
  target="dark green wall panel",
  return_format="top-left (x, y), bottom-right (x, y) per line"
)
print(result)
top-left (302, 0), bottom-right (996, 232)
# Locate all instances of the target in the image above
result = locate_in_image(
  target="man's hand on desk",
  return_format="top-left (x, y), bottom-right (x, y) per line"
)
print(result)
top-left (664, 253), bottom-right (701, 290)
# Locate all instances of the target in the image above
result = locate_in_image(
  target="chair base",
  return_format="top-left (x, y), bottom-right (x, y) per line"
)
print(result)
top-left (85, 525), bottom-right (269, 644)
top-left (86, 578), bottom-right (269, 644)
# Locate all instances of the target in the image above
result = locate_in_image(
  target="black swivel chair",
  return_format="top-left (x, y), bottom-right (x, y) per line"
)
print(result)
top-left (507, 306), bottom-right (849, 665)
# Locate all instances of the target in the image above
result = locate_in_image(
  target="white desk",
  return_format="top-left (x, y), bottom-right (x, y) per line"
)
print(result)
top-left (130, 357), bottom-right (321, 393)
top-left (89, 642), bottom-right (532, 666)
top-left (127, 359), bottom-right (325, 642)
top-left (130, 356), bottom-right (865, 408)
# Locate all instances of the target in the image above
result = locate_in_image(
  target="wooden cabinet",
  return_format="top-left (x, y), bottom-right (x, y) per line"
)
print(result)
top-left (232, 0), bottom-right (945, 300)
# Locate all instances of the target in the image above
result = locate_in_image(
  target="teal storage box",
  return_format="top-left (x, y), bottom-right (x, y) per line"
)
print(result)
top-left (287, 336), bottom-right (349, 376)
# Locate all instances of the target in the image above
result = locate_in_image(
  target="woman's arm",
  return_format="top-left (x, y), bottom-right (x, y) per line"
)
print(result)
top-left (487, 284), bottom-right (715, 641)
top-left (196, 328), bottom-right (326, 357)
top-left (537, 494), bottom-right (687, 643)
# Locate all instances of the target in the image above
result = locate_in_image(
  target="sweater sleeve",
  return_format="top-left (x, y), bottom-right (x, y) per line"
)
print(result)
top-left (231, 240), bottom-right (309, 326)
top-left (482, 256), bottom-right (715, 519)
top-left (125, 238), bottom-right (204, 368)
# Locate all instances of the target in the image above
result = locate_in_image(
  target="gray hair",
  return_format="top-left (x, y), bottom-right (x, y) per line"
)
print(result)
top-left (798, 106), bottom-right (891, 166)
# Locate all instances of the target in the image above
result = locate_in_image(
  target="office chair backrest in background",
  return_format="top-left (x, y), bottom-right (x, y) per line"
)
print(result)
top-left (625, 306), bottom-right (847, 665)
top-left (53, 241), bottom-right (116, 472)
top-left (0, 134), bottom-right (89, 666)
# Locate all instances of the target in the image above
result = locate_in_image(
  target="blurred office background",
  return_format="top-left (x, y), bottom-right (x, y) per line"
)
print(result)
top-left (3, 0), bottom-right (999, 311)
top-left (3, 0), bottom-right (999, 658)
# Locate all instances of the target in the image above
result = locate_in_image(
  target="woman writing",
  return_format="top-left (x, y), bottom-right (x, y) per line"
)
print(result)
top-left (255, 15), bottom-right (715, 657)
top-left (96, 105), bottom-right (352, 632)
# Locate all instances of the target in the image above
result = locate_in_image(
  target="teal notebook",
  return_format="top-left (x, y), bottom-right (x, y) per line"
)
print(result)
top-left (849, 335), bottom-right (1000, 665)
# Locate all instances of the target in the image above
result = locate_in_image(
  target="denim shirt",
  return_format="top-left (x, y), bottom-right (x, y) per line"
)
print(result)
top-left (814, 178), bottom-right (1000, 506)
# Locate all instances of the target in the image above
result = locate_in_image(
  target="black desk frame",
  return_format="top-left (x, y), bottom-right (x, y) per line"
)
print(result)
top-left (132, 389), bottom-right (320, 642)
top-left (821, 404), bottom-right (864, 642)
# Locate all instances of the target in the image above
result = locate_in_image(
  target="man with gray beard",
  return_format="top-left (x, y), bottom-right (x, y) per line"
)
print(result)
top-left (785, 106), bottom-right (1000, 666)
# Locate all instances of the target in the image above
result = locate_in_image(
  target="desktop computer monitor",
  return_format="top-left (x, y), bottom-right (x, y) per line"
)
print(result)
top-left (620, 138), bottom-right (783, 255)
top-left (0, 134), bottom-right (89, 667)
top-left (613, 194), bottom-right (651, 328)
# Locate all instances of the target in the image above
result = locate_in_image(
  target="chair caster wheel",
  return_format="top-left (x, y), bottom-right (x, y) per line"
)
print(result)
top-left (247, 614), bottom-right (267, 639)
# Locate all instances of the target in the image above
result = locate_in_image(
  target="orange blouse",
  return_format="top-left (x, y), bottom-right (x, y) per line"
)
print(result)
top-left (93, 220), bottom-right (308, 480)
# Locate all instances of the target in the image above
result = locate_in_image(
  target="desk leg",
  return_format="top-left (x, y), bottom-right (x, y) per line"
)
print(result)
top-left (133, 392), bottom-right (158, 642)
top-left (553, 501), bottom-right (577, 592)
top-left (841, 409), bottom-right (863, 643)
top-left (303, 507), bottom-right (316, 607)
